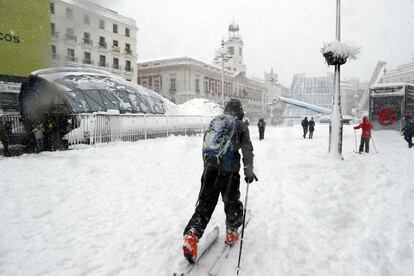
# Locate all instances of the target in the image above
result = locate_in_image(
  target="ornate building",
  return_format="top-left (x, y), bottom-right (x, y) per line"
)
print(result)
top-left (137, 21), bottom-right (273, 119)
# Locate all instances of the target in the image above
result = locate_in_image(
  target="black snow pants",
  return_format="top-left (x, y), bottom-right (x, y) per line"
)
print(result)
top-left (183, 167), bottom-right (243, 238)
top-left (303, 126), bottom-right (308, 138)
top-left (404, 132), bottom-right (413, 147)
top-left (259, 127), bottom-right (265, 140)
top-left (309, 130), bottom-right (314, 139)
top-left (359, 137), bottom-right (370, 153)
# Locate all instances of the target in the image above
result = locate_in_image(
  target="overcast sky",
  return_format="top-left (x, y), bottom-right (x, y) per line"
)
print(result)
top-left (93, 0), bottom-right (414, 87)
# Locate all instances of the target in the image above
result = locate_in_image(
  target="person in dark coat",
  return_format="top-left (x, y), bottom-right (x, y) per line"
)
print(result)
top-left (0, 121), bottom-right (12, 157)
top-left (181, 98), bottom-right (257, 263)
top-left (402, 113), bottom-right (414, 148)
top-left (301, 117), bottom-right (309, 138)
top-left (354, 116), bottom-right (373, 153)
top-left (257, 118), bottom-right (266, 140)
top-left (308, 117), bottom-right (315, 139)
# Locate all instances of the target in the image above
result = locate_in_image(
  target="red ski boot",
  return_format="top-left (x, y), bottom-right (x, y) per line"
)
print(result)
top-left (225, 227), bottom-right (239, 245)
top-left (183, 229), bottom-right (198, 263)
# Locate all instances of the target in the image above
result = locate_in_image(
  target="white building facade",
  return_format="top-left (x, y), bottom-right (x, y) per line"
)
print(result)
top-left (380, 59), bottom-right (414, 84)
top-left (50, 0), bottom-right (138, 82)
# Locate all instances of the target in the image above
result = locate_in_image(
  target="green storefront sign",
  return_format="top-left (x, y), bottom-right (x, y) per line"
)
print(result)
top-left (0, 0), bottom-right (51, 78)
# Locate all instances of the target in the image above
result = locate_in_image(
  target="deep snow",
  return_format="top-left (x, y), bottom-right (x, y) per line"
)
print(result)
top-left (1, 125), bottom-right (414, 276)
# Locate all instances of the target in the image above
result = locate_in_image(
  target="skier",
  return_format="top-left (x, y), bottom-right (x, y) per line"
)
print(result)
top-left (402, 113), bottom-right (414, 148)
top-left (182, 98), bottom-right (257, 263)
top-left (301, 117), bottom-right (309, 138)
top-left (257, 118), bottom-right (266, 140)
top-left (308, 117), bottom-right (315, 139)
top-left (353, 116), bottom-right (373, 153)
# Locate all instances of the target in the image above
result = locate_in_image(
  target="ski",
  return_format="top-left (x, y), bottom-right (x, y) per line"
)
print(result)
top-left (207, 210), bottom-right (252, 276)
top-left (173, 225), bottom-right (219, 276)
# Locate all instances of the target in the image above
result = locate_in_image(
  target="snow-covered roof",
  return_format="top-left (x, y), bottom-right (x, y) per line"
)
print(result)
top-left (370, 82), bottom-right (413, 89)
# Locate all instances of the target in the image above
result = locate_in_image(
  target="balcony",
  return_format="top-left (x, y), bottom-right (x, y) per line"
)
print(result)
top-left (82, 38), bottom-right (93, 46)
top-left (66, 56), bottom-right (78, 62)
top-left (98, 42), bottom-right (107, 49)
top-left (112, 64), bottom-right (121, 70)
top-left (112, 46), bottom-right (121, 53)
top-left (65, 34), bottom-right (77, 43)
top-left (83, 59), bottom-right (94, 65)
top-left (125, 49), bottom-right (132, 55)
top-left (51, 31), bottom-right (59, 40)
top-left (99, 62), bottom-right (108, 67)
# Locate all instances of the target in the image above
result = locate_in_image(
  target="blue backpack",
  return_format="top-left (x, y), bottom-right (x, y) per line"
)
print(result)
top-left (202, 114), bottom-right (236, 168)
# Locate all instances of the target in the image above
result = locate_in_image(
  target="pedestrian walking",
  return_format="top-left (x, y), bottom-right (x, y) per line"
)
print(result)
top-left (301, 117), bottom-right (309, 138)
top-left (32, 121), bottom-right (45, 153)
top-left (308, 117), bottom-right (315, 139)
top-left (0, 120), bottom-right (12, 157)
top-left (353, 116), bottom-right (373, 153)
top-left (181, 98), bottom-right (257, 263)
top-left (257, 118), bottom-right (266, 140)
top-left (402, 113), bottom-right (414, 148)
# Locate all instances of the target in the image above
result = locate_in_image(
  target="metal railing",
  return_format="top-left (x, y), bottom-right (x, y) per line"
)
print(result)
top-left (65, 113), bottom-right (213, 146)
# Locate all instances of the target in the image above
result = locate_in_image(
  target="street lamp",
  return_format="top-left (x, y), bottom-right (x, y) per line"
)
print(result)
top-left (214, 39), bottom-right (231, 107)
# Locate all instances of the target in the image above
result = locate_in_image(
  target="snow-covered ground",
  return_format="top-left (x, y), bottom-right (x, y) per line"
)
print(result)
top-left (1, 124), bottom-right (414, 276)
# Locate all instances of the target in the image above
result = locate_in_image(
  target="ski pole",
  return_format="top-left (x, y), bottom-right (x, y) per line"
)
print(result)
top-left (371, 135), bottom-right (378, 153)
top-left (236, 176), bottom-right (256, 275)
top-left (354, 130), bottom-right (358, 153)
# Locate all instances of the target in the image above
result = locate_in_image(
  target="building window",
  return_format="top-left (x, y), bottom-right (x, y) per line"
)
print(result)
top-left (113, 58), bottom-right (119, 69)
top-left (52, 45), bottom-right (58, 60)
top-left (239, 47), bottom-right (242, 57)
top-left (84, 14), bottom-right (90, 25)
top-left (195, 79), bottom-right (200, 93)
top-left (99, 55), bottom-right (106, 67)
top-left (125, 27), bottom-right (130, 37)
top-left (154, 79), bottom-right (160, 92)
top-left (228, 46), bottom-right (234, 55)
top-left (66, 28), bottom-right (76, 42)
top-left (113, 40), bottom-right (118, 47)
top-left (125, 60), bottom-right (131, 72)
top-left (113, 24), bottom-right (118, 33)
top-left (51, 23), bottom-right (57, 38)
top-left (99, 36), bottom-right (106, 48)
top-left (50, 3), bottom-right (55, 14)
top-left (204, 79), bottom-right (208, 93)
top-left (67, 48), bottom-right (75, 62)
top-left (83, 32), bottom-right (92, 45)
top-left (83, 52), bottom-right (91, 64)
top-left (170, 78), bottom-right (176, 92)
top-left (99, 19), bottom-right (105, 30)
top-left (125, 43), bottom-right (132, 55)
top-left (66, 8), bottom-right (73, 19)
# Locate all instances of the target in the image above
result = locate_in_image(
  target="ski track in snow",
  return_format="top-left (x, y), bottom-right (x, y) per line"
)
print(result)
top-left (0, 125), bottom-right (414, 276)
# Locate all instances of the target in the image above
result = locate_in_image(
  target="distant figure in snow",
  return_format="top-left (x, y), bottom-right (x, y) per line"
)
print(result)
top-left (301, 117), bottom-right (309, 138)
top-left (308, 117), bottom-right (315, 139)
top-left (257, 118), bottom-right (266, 140)
top-left (354, 116), bottom-right (373, 153)
top-left (32, 121), bottom-right (45, 153)
top-left (402, 113), bottom-right (414, 148)
top-left (181, 99), bottom-right (257, 263)
top-left (243, 118), bottom-right (249, 126)
top-left (0, 120), bottom-right (12, 157)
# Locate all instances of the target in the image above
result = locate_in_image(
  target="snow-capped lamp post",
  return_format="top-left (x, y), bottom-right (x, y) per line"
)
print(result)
top-left (214, 39), bottom-right (230, 107)
top-left (321, 0), bottom-right (359, 159)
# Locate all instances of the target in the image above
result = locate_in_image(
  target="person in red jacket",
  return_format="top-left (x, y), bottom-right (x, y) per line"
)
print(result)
top-left (354, 116), bottom-right (373, 153)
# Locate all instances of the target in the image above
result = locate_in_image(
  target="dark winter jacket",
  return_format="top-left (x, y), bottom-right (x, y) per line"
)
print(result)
top-left (301, 118), bottom-right (309, 128)
top-left (354, 116), bottom-right (373, 138)
top-left (402, 118), bottom-right (414, 136)
top-left (257, 120), bottom-right (266, 129)
top-left (0, 121), bottom-right (12, 142)
top-left (308, 120), bottom-right (315, 131)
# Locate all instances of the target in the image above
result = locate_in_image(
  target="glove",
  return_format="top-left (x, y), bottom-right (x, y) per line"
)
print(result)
top-left (244, 166), bottom-right (257, 184)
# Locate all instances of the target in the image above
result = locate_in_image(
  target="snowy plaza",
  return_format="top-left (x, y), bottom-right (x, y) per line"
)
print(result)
top-left (1, 124), bottom-right (413, 275)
